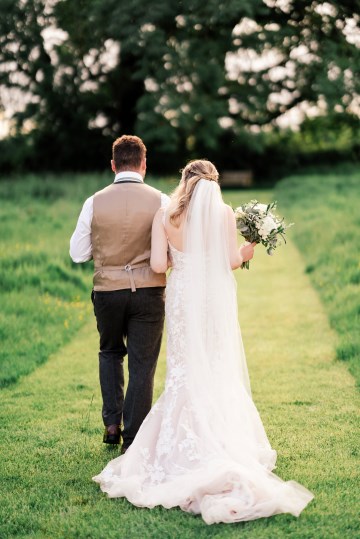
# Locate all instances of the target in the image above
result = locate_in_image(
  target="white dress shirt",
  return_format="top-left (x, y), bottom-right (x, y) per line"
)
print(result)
top-left (70, 171), bottom-right (170, 263)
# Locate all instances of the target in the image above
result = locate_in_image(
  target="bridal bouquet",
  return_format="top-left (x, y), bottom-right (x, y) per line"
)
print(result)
top-left (234, 200), bottom-right (293, 269)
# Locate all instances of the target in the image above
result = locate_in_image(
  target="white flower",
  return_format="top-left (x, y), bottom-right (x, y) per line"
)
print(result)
top-left (255, 203), bottom-right (268, 212)
top-left (234, 199), bottom-right (292, 267)
top-left (258, 228), bottom-right (268, 239)
top-left (234, 209), bottom-right (246, 219)
top-left (258, 215), bottom-right (277, 238)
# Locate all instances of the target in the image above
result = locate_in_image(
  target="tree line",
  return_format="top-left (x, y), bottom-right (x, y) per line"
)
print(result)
top-left (0, 0), bottom-right (359, 179)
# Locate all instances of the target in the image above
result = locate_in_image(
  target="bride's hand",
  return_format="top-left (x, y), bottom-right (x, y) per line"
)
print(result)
top-left (239, 242), bottom-right (256, 263)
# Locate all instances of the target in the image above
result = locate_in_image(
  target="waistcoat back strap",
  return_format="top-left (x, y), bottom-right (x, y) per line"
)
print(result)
top-left (94, 261), bottom-right (150, 292)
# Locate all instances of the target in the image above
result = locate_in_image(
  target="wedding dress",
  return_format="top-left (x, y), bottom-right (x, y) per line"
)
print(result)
top-left (93, 180), bottom-right (313, 524)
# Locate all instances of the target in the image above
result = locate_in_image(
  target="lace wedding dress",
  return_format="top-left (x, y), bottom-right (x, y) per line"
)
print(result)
top-left (93, 180), bottom-right (313, 524)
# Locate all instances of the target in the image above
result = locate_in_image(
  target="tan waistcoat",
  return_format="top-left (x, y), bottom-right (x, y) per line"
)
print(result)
top-left (91, 181), bottom-right (166, 291)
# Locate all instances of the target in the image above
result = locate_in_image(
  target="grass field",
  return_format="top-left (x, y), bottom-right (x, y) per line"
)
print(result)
top-left (0, 173), bottom-right (359, 538)
top-left (1, 207), bottom-right (359, 538)
top-left (275, 168), bottom-right (360, 386)
top-left (0, 173), bottom-right (175, 387)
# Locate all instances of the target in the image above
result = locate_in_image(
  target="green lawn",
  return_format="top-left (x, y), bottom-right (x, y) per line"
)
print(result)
top-left (0, 173), bottom-right (175, 387)
top-left (275, 168), bottom-right (360, 386)
top-left (1, 185), bottom-right (359, 538)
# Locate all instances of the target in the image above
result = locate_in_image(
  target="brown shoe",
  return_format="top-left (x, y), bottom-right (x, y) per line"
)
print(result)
top-left (103, 424), bottom-right (121, 445)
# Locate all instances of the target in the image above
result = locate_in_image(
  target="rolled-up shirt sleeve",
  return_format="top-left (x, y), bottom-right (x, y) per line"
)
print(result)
top-left (69, 196), bottom-right (93, 262)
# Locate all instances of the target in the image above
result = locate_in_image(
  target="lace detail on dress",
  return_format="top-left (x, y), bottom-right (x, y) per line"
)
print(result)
top-left (93, 237), bottom-right (314, 524)
top-left (178, 416), bottom-right (201, 462)
top-left (141, 447), bottom-right (166, 485)
top-left (138, 244), bottom-right (199, 482)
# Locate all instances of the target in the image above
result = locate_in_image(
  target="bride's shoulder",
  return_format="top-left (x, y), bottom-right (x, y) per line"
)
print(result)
top-left (223, 205), bottom-right (237, 232)
top-left (224, 204), bottom-right (235, 218)
top-left (154, 205), bottom-right (170, 228)
top-left (152, 207), bottom-right (164, 224)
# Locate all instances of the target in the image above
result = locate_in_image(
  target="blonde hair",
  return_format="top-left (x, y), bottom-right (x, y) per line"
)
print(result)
top-left (169, 159), bottom-right (219, 226)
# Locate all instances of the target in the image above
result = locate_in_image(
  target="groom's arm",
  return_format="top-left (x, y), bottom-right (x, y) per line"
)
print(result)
top-left (69, 196), bottom-right (93, 263)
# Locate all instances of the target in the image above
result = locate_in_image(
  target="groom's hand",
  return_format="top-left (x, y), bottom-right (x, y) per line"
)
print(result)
top-left (239, 242), bottom-right (256, 263)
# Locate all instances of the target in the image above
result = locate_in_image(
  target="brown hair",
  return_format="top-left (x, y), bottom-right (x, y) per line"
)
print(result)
top-left (169, 159), bottom-right (219, 226)
top-left (112, 135), bottom-right (147, 171)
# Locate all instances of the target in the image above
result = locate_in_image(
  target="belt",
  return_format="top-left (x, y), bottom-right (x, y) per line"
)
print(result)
top-left (94, 262), bottom-right (150, 292)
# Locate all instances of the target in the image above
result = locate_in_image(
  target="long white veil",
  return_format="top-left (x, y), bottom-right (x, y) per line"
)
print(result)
top-left (183, 179), bottom-right (274, 464)
top-left (93, 177), bottom-right (314, 523)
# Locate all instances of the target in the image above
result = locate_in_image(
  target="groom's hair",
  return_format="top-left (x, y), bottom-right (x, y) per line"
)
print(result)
top-left (112, 135), bottom-right (147, 171)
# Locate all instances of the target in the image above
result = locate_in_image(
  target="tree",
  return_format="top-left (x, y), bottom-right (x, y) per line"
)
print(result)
top-left (0, 0), bottom-right (114, 170)
top-left (0, 0), bottom-right (359, 173)
top-left (124, 0), bottom-right (360, 161)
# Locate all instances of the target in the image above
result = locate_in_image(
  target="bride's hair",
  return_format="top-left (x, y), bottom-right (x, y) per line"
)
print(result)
top-left (169, 159), bottom-right (219, 226)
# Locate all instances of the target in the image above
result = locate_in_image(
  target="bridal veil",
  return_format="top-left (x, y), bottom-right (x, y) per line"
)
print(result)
top-left (93, 178), bottom-right (314, 524)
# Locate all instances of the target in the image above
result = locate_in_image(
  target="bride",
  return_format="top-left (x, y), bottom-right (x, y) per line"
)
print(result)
top-left (93, 159), bottom-right (314, 524)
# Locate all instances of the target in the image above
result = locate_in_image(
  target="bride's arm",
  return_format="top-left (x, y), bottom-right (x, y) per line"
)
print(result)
top-left (150, 209), bottom-right (169, 273)
top-left (225, 205), bottom-right (255, 270)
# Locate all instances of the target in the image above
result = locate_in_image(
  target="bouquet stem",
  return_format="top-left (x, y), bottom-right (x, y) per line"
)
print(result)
top-left (241, 261), bottom-right (250, 270)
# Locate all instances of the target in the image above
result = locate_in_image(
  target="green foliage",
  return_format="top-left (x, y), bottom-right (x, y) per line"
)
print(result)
top-left (1, 215), bottom-right (359, 538)
top-left (0, 172), bottom-right (174, 387)
top-left (275, 167), bottom-right (360, 385)
top-left (211, 113), bottom-right (360, 183)
top-left (289, 113), bottom-right (360, 155)
top-left (0, 1), bottom-right (359, 173)
top-left (0, 0), bottom-right (112, 171)
top-left (0, 173), bottom-right (102, 387)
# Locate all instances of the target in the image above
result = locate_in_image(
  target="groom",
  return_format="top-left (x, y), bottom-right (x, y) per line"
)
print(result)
top-left (70, 135), bottom-right (169, 452)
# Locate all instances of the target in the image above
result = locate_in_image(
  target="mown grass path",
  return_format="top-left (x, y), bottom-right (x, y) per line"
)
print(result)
top-left (1, 230), bottom-right (359, 538)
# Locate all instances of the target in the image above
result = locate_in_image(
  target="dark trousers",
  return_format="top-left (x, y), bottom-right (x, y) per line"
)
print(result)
top-left (92, 287), bottom-right (165, 448)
